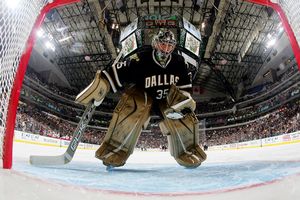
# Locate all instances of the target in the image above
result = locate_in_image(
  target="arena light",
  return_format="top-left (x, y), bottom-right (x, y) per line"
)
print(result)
top-left (36, 29), bottom-right (45, 38)
top-left (58, 36), bottom-right (72, 42)
top-left (111, 23), bottom-right (119, 30)
top-left (267, 33), bottom-right (272, 39)
top-left (266, 38), bottom-right (276, 48)
top-left (5, 0), bottom-right (20, 9)
top-left (278, 26), bottom-right (284, 33)
top-left (45, 41), bottom-right (55, 51)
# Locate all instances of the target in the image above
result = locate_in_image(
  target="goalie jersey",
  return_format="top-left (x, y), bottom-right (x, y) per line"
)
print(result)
top-left (103, 50), bottom-right (192, 101)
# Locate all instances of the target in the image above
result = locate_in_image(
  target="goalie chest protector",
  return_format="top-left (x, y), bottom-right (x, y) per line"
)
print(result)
top-left (114, 50), bottom-right (191, 101)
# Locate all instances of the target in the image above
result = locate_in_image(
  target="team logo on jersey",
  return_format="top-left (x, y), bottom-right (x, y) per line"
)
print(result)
top-left (145, 74), bottom-right (179, 88)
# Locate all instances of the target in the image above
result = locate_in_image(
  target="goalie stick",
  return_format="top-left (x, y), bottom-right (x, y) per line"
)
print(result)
top-left (30, 99), bottom-right (102, 165)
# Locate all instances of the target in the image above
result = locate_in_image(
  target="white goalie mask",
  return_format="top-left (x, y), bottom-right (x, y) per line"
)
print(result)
top-left (151, 29), bottom-right (177, 59)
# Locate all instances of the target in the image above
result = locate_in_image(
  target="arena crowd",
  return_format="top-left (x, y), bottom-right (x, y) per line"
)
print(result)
top-left (14, 66), bottom-right (300, 150)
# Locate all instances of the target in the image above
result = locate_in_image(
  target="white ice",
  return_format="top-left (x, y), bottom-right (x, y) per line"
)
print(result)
top-left (1, 141), bottom-right (300, 200)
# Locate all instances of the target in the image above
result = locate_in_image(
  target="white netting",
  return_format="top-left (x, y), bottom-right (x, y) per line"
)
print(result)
top-left (0, 0), bottom-right (299, 168)
top-left (278, 0), bottom-right (300, 47)
top-left (0, 0), bottom-right (49, 167)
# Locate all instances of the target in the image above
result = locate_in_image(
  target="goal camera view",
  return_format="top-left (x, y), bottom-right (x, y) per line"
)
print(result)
top-left (0, 0), bottom-right (300, 200)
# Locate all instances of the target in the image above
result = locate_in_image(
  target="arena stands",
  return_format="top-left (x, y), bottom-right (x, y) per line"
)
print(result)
top-left (15, 66), bottom-right (300, 149)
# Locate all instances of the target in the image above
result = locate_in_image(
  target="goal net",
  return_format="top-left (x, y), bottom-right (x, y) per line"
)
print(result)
top-left (0, 0), bottom-right (78, 169)
top-left (0, 0), bottom-right (299, 169)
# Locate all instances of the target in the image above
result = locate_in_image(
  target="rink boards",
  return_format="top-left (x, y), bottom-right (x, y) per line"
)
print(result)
top-left (13, 130), bottom-right (300, 151)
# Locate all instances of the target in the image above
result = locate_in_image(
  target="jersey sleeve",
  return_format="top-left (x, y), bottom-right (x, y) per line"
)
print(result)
top-left (102, 57), bottom-right (138, 92)
top-left (176, 56), bottom-right (193, 90)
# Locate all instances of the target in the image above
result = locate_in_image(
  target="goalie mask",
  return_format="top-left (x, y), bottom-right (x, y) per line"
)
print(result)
top-left (152, 29), bottom-right (177, 59)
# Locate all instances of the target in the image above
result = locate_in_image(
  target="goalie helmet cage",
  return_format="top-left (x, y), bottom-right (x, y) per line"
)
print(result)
top-left (0, 0), bottom-right (299, 169)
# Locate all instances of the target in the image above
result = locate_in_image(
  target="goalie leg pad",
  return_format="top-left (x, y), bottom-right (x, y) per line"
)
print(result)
top-left (160, 112), bottom-right (207, 168)
top-left (75, 70), bottom-right (110, 106)
top-left (96, 87), bottom-right (152, 167)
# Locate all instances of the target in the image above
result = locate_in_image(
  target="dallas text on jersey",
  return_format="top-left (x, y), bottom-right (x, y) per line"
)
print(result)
top-left (145, 74), bottom-right (179, 88)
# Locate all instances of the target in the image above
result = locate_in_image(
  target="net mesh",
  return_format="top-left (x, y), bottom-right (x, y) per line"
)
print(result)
top-left (0, 0), bottom-right (299, 167)
top-left (0, 0), bottom-right (49, 166)
top-left (278, 0), bottom-right (300, 46)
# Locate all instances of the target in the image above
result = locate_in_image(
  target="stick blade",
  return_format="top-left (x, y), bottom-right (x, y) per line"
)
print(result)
top-left (30, 153), bottom-right (71, 166)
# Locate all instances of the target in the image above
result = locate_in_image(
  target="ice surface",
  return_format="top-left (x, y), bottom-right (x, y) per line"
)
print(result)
top-left (1, 142), bottom-right (300, 200)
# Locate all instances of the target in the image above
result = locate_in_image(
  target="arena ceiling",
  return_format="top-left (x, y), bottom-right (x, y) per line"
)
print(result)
top-left (37, 0), bottom-right (283, 101)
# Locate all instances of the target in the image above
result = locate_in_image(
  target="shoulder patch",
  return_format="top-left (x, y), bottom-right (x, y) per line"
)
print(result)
top-left (129, 53), bottom-right (140, 62)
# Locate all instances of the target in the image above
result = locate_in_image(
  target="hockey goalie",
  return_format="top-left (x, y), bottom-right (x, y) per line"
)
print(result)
top-left (75, 29), bottom-right (207, 168)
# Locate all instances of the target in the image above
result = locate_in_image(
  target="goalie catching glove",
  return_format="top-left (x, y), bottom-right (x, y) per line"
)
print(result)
top-left (163, 85), bottom-right (196, 119)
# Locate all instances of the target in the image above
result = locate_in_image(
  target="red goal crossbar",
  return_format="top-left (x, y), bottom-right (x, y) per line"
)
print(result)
top-left (246, 0), bottom-right (300, 71)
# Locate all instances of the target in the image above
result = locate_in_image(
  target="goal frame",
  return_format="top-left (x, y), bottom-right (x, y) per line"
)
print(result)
top-left (1, 0), bottom-right (300, 169)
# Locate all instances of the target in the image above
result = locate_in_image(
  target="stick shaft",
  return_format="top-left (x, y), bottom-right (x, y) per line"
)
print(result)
top-left (30, 100), bottom-right (99, 165)
top-left (66, 101), bottom-right (97, 158)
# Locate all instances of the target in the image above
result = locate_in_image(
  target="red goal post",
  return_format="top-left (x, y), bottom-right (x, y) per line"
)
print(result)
top-left (0, 0), bottom-right (299, 169)
top-left (0, 0), bottom-right (79, 169)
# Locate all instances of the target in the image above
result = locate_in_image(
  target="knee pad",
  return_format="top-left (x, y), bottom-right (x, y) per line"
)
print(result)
top-left (159, 112), bottom-right (207, 168)
top-left (96, 87), bottom-right (152, 167)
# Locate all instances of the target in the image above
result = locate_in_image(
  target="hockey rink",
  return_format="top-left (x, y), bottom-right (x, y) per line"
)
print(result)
top-left (1, 141), bottom-right (300, 200)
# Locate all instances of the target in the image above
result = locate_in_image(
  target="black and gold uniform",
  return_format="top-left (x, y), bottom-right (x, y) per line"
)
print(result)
top-left (75, 29), bottom-right (206, 169)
